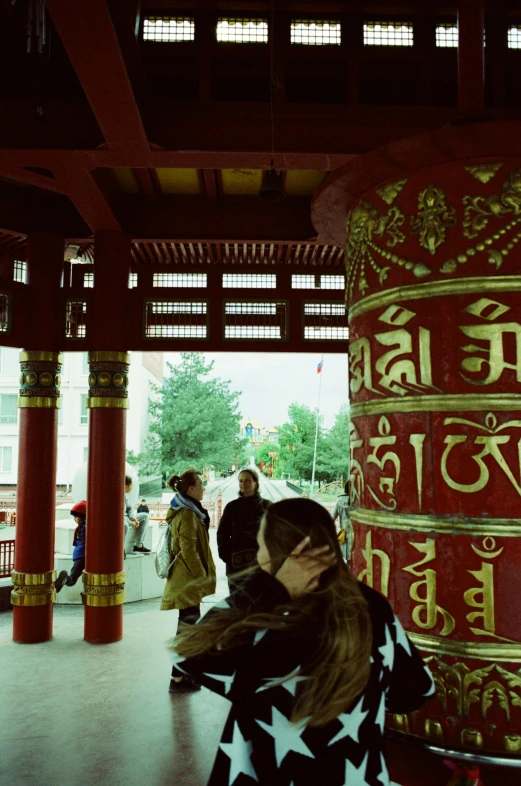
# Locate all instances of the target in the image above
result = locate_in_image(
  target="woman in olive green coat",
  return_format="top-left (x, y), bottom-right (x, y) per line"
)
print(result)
top-left (160, 467), bottom-right (216, 693)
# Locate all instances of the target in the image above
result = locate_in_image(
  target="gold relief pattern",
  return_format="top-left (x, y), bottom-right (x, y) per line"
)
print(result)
top-left (465, 163), bottom-right (503, 185)
top-left (345, 199), bottom-right (431, 299)
top-left (357, 531), bottom-right (390, 597)
top-left (88, 352), bottom-right (130, 409)
top-left (424, 719), bottom-right (445, 744)
top-left (11, 569), bottom-right (57, 607)
top-left (82, 570), bottom-right (126, 607)
top-left (463, 167), bottom-right (521, 239)
top-left (402, 538), bottom-right (455, 637)
top-left (502, 734), bottom-right (521, 752)
top-left (375, 178), bottom-right (408, 206)
top-left (461, 728), bottom-right (484, 749)
top-left (366, 416), bottom-right (400, 510)
top-left (410, 183), bottom-right (456, 255)
top-left (459, 298), bottom-right (521, 387)
top-left (18, 351), bottom-right (62, 408)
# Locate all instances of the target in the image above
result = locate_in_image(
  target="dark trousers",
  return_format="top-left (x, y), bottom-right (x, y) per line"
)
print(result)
top-left (172, 604), bottom-right (201, 679)
top-left (66, 558), bottom-right (85, 586)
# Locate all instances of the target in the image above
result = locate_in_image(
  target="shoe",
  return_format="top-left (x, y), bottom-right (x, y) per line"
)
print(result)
top-left (133, 545), bottom-right (151, 553)
top-left (169, 676), bottom-right (201, 693)
top-left (55, 570), bottom-right (68, 593)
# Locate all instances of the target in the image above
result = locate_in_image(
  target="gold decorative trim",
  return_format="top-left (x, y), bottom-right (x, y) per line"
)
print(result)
top-left (82, 571), bottom-right (126, 586)
top-left (12, 570), bottom-right (56, 585)
top-left (88, 351), bottom-right (130, 364)
top-left (349, 275), bottom-right (521, 319)
top-left (87, 397), bottom-right (129, 410)
top-left (11, 570), bottom-right (57, 607)
top-left (350, 507), bottom-right (521, 538)
top-left (19, 350), bottom-right (63, 364)
top-left (82, 570), bottom-right (126, 607)
top-left (18, 397), bottom-right (61, 409)
top-left (410, 632), bottom-right (521, 662)
top-left (350, 394), bottom-right (521, 419)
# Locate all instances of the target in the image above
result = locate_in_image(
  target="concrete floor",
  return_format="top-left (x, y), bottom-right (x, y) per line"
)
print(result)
top-left (0, 597), bottom-right (229, 786)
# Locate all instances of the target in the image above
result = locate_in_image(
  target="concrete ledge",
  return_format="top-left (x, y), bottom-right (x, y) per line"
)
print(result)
top-left (54, 552), bottom-right (165, 605)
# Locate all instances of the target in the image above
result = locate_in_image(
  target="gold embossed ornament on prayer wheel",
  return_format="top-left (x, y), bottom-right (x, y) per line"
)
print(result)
top-left (87, 351), bottom-right (130, 409)
top-left (315, 152), bottom-right (521, 758)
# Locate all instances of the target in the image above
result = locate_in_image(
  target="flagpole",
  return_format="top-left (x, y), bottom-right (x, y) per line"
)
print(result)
top-left (310, 355), bottom-right (324, 498)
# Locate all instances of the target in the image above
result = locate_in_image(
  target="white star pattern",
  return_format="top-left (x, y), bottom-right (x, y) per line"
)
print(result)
top-left (253, 629), bottom-right (268, 646)
top-left (423, 670), bottom-right (435, 697)
top-left (376, 692), bottom-right (386, 732)
top-left (256, 706), bottom-right (314, 767)
top-left (203, 670), bottom-right (236, 695)
top-left (345, 750), bottom-right (369, 784)
top-left (376, 753), bottom-right (390, 785)
top-left (393, 616), bottom-right (412, 656)
top-left (219, 721), bottom-right (259, 785)
top-left (170, 649), bottom-right (187, 673)
top-left (256, 666), bottom-right (307, 697)
top-left (211, 599), bottom-right (232, 611)
top-left (328, 695), bottom-right (368, 746)
top-left (379, 624), bottom-right (394, 672)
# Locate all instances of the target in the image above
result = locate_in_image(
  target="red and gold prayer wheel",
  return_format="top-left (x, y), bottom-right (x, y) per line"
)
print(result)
top-left (312, 122), bottom-right (521, 768)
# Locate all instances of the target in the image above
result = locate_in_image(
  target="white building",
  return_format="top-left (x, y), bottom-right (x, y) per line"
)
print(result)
top-left (0, 347), bottom-right (163, 487)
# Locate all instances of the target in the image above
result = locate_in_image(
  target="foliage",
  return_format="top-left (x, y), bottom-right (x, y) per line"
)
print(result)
top-left (320, 403), bottom-right (350, 483)
top-left (277, 402), bottom-right (328, 482)
top-left (140, 353), bottom-right (244, 475)
top-left (126, 450), bottom-right (140, 467)
top-left (254, 441), bottom-right (281, 478)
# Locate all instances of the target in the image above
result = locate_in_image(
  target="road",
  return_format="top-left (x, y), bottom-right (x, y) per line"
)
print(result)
top-left (206, 469), bottom-right (302, 507)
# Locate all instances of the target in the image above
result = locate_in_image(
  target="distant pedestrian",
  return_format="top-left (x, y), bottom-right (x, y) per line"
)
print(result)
top-left (161, 468), bottom-right (216, 693)
top-left (332, 481), bottom-right (351, 563)
top-left (137, 498), bottom-right (149, 514)
top-left (55, 500), bottom-right (87, 592)
top-left (217, 468), bottom-right (269, 592)
top-left (124, 476), bottom-right (151, 554)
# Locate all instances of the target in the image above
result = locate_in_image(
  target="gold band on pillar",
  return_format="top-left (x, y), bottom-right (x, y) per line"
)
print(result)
top-left (10, 570), bottom-right (57, 606)
top-left (18, 350), bottom-right (63, 409)
top-left (82, 570), bottom-right (126, 607)
top-left (87, 351), bottom-right (130, 410)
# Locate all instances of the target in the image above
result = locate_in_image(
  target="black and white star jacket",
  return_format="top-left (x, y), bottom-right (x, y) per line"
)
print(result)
top-left (171, 570), bottom-right (435, 786)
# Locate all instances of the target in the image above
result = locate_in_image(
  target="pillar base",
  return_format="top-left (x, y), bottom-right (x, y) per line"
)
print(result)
top-left (12, 605), bottom-right (53, 644)
top-left (84, 606), bottom-right (123, 644)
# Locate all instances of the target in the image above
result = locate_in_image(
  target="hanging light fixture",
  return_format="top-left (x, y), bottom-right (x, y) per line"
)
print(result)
top-left (258, 159), bottom-right (286, 201)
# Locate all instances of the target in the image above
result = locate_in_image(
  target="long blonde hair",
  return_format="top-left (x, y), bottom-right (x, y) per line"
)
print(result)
top-left (174, 498), bottom-right (372, 727)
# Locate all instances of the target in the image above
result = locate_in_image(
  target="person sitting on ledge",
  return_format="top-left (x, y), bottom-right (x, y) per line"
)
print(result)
top-left (124, 475), bottom-right (151, 554)
top-left (55, 500), bottom-right (87, 593)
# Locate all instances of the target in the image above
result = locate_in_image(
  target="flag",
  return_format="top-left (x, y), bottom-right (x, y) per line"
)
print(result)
top-left (317, 360), bottom-right (323, 374)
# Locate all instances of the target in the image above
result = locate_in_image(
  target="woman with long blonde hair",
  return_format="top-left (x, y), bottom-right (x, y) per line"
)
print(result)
top-left (172, 498), bottom-right (433, 785)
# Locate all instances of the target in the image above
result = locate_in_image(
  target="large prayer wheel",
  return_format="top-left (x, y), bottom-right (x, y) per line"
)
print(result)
top-left (312, 122), bottom-right (521, 763)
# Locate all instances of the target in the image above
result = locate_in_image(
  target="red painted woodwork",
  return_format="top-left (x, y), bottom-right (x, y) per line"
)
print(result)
top-left (90, 231), bottom-right (131, 349)
top-left (13, 407), bottom-right (58, 644)
top-left (458, 0), bottom-right (485, 113)
top-left (26, 232), bottom-right (64, 349)
top-left (84, 406), bottom-right (126, 644)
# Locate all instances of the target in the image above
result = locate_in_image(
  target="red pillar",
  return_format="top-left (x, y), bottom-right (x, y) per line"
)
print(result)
top-left (12, 231), bottom-right (63, 643)
top-left (457, 0), bottom-right (485, 113)
top-left (83, 231), bottom-right (130, 644)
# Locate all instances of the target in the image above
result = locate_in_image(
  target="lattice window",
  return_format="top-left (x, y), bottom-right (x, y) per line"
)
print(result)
top-left (363, 23), bottom-right (414, 46)
top-left (508, 26), bottom-right (521, 49)
top-left (290, 20), bottom-right (341, 46)
top-left (222, 274), bottom-right (277, 289)
top-left (224, 301), bottom-right (287, 340)
top-left (217, 18), bottom-right (268, 43)
top-left (0, 293), bottom-right (8, 333)
top-left (153, 273), bottom-right (208, 288)
top-left (129, 272), bottom-right (138, 289)
top-left (144, 301), bottom-right (208, 338)
top-left (13, 259), bottom-right (27, 283)
top-left (436, 24), bottom-right (458, 47)
top-left (65, 300), bottom-right (87, 339)
top-left (83, 272), bottom-right (94, 288)
top-left (143, 17), bottom-right (195, 42)
top-left (303, 303), bottom-right (348, 340)
top-left (292, 275), bottom-right (345, 290)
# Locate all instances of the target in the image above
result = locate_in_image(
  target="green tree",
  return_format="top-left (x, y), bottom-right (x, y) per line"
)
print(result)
top-left (277, 402), bottom-right (327, 483)
top-left (321, 403), bottom-right (350, 483)
top-left (254, 441), bottom-right (281, 478)
top-left (141, 353), bottom-right (244, 475)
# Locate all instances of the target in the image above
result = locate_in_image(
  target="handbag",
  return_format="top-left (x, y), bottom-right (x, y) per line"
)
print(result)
top-left (337, 528), bottom-right (346, 545)
top-left (155, 525), bottom-right (177, 578)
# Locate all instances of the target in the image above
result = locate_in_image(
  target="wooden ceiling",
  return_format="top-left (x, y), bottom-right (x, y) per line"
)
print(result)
top-left (0, 1), bottom-right (518, 249)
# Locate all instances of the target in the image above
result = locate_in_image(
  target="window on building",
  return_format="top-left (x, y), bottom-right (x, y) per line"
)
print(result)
top-left (0, 293), bottom-right (8, 333)
top-left (83, 272), bottom-right (94, 288)
top-left (80, 394), bottom-right (88, 425)
top-left (143, 17), bottom-right (195, 42)
top-left (0, 395), bottom-right (17, 424)
top-left (290, 20), bottom-right (341, 46)
top-left (82, 353), bottom-right (89, 375)
top-left (363, 23), bottom-right (414, 46)
top-left (13, 259), bottom-right (27, 283)
top-left (292, 274), bottom-right (345, 290)
top-left (153, 273), bottom-right (207, 288)
top-left (83, 447), bottom-right (88, 463)
top-left (436, 24), bottom-right (458, 47)
top-left (222, 274), bottom-right (277, 289)
top-left (128, 272), bottom-right (138, 289)
top-left (508, 26), bottom-right (521, 49)
top-left (0, 446), bottom-right (12, 472)
top-left (217, 18), bottom-right (268, 43)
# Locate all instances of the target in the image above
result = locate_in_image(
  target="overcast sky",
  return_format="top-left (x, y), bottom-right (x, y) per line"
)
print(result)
top-left (164, 353), bottom-right (348, 430)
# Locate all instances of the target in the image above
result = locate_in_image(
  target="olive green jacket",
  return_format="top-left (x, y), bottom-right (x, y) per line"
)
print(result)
top-left (160, 507), bottom-right (216, 610)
